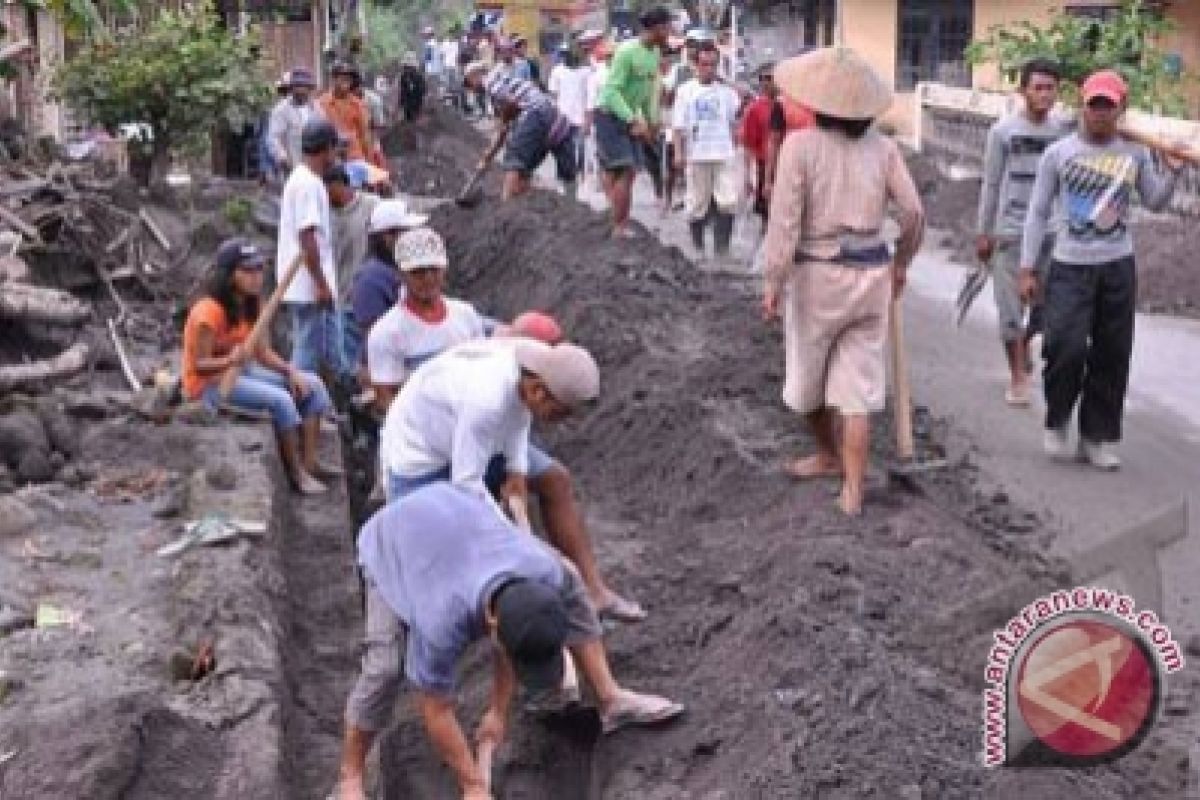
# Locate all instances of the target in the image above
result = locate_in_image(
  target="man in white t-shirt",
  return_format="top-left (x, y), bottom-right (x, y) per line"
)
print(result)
top-left (367, 228), bottom-right (486, 413)
top-left (277, 118), bottom-right (343, 379)
top-left (548, 44), bottom-right (590, 175)
top-left (673, 45), bottom-right (740, 258)
top-left (580, 33), bottom-right (611, 189)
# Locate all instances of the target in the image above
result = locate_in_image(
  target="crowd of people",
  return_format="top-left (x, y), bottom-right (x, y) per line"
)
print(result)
top-left (176, 8), bottom-right (1187, 798)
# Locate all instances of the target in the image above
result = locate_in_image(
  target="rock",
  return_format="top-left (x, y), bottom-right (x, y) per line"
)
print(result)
top-left (0, 603), bottom-right (34, 637)
top-left (58, 465), bottom-right (85, 488)
top-left (153, 479), bottom-right (187, 519)
top-left (36, 399), bottom-right (79, 457)
top-left (48, 451), bottom-right (66, 472)
top-left (0, 410), bottom-right (50, 468)
top-left (62, 394), bottom-right (113, 421)
top-left (0, 669), bottom-right (23, 703)
top-left (205, 462), bottom-right (237, 491)
top-left (17, 450), bottom-right (54, 483)
top-left (175, 402), bottom-right (218, 426)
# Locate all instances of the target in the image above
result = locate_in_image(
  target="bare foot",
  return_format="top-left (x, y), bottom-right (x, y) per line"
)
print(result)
top-left (333, 776), bottom-right (366, 800)
top-left (1005, 382), bottom-right (1031, 408)
top-left (784, 453), bottom-right (843, 480)
top-left (292, 469), bottom-right (328, 495)
top-left (837, 483), bottom-right (863, 517)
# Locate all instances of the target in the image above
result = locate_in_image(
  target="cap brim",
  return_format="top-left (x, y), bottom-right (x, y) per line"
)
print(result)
top-left (513, 648), bottom-right (564, 694)
top-left (399, 259), bottom-right (448, 271)
top-left (1084, 89), bottom-right (1124, 104)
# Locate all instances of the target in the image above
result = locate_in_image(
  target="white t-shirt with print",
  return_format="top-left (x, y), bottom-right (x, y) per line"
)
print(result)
top-left (277, 163), bottom-right (336, 303)
top-left (548, 64), bottom-right (589, 126)
top-left (367, 298), bottom-right (485, 388)
top-left (379, 340), bottom-right (531, 500)
top-left (672, 79), bottom-right (740, 163)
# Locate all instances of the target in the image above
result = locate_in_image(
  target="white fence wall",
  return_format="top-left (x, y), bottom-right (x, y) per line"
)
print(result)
top-left (914, 82), bottom-right (1200, 217)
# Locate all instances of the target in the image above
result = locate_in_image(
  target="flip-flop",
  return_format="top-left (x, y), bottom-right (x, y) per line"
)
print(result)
top-left (1004, 387), bottom-right (1031, 408)
top-left (602, 696), bottom-right (684, 735)
top-left (597, 595), bottom-right (647, 624)
top-left (783, 457), bottom-right (843, 481)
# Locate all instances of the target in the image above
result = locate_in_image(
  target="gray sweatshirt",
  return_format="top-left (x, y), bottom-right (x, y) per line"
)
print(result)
top-left (1022, 133), bottom-right (1179, 267)
top-left (977, 113), bottom-right (1072, 240)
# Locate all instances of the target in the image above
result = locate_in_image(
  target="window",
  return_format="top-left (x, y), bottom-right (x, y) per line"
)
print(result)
top-left (896, 0), bottom-right (973, 91)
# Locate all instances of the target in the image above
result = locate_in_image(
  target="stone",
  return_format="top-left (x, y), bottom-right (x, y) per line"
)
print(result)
top-left (153, 481), bottom-right (187, 519)
top-left (36, 399), bottom-right (79, 457)
top-left (205, 462), bottom-right (237, 492)
top-left (0, 669), bottom-right (23, 703)
top-left (0, 410), bottom-right (49, 468)
top-left (58, 465), bottom-right (85, 488)
top-left (62, 394), bottom-right (113, 421)
top-left (17, 450), bottom-right (54, 483)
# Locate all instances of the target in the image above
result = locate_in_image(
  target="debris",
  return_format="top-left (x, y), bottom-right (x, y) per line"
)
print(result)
top-left (107, 317), bottom-right (144, 391)
top-left (155, 514), bottom-right (266, 558)
top-left (34, 603), bottom-right (84, 629)
top-left (91, 466), bottom-right (171, 502)
top-left (0, 493), bottom-right (38, 539)
top-left (168, 639), bottom-right (216, 682)
top-left (205, 462), bottom-right (237, 491)
top-left (0, 281), bottom-right (89, 324)
top-left (138, 208), bottom-right (172, 252)
top-left (0, 604), bottom-right (35, 637)
top-left (0, 748), bottom-right (16, 765)
top-left (0, 343), bottom-right (90, 393)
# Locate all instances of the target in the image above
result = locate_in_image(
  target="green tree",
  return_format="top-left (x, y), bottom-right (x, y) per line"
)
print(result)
top-left (965, 0), bottom-right (1190, 115)
top-left (54, 2), bottom-right (270, 183)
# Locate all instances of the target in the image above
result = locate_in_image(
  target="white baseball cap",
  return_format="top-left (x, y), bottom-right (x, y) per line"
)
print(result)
top-left (513, 340), bottom-right (600, 407)
top-left (395, 227), bottom-right (449, 272)
top-left (369, 200), bottom-right (428, 234)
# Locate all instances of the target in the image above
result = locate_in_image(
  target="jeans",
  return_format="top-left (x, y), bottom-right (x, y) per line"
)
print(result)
top-left (1042, 257), bottom-right (1136, 443)
top-left (289, 302), bottom-right (348, 380)
top-left (340, 308), bottom-right (364, 374)
top-left (201, 364), bottom-right (331, 430)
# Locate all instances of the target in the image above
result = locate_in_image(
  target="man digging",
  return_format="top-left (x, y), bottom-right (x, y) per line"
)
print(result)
top-left (334, 483), bottom-right (684, 800)
top-left (1021, 69), bottom-right (1185, 469)
top-left (976, 59), bottom-right (1071, 408)
top-left (462, 60), bottom-right (581, 200)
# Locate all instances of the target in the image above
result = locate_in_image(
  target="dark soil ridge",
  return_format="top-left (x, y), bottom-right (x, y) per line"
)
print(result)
top-left (362, 190), bottom-right (1194, 798)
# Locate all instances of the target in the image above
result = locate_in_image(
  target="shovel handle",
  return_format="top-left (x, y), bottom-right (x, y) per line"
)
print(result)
top-left (218, 253), bottom-right (305, 399)
top-left (477, 740), bottom-right (495, 792)
top-left (889, 297), bottom-right (916, 461)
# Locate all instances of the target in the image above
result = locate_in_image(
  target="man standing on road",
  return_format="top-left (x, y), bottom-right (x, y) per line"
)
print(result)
top-left (581, 32), bottom-right (611, 191)
top-left (268, 67), bottom-right (320, 178)
top-left (462, 61), bottom-right (580, 199)
top-left (976, 59), bottom-right (1071, 408)
top-left (334, 482), bottom-right (683, 800)
top-left (1021, 69), bottom-right (1184, 470)
top-left (548, 43), bottom-right (590, 175)
top-left (594, 6), bottom-right (672, 238)
top-left (739, 63), bottom-right (777, 226)
top-left (673, 44), bottom-right (741, 259)
top-left (278, 119), bottom-right (342, 382)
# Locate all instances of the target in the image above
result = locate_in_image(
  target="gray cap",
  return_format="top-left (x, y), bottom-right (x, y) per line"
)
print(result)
top-left (514, 341), bottom-right (600, 407)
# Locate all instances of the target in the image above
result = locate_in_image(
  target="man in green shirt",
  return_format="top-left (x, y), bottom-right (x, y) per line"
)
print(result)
top-left (594, 6), bottom-right (672, 238)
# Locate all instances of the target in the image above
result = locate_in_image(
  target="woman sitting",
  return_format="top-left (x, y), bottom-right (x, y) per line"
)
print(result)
top-left (182, 238), bottom-right (335, 494)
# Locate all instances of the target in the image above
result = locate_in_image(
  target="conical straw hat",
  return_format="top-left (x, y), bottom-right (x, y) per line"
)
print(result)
top-left (774, 47), bottom-right (893, 120)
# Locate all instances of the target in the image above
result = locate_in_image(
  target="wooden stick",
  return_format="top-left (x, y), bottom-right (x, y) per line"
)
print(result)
top-left (1118, 124), bottom-right (1200, 167)
top-left (0, 204), bottom-right (41, 243)
top-left (218, 253), bottom-right (305, 398)
top-left (0, 342), bottom-right (89, 391)
top-left (139, 208), bottom-right (172, 251)
top-left (888, 297), bottom-right (915, 461)
top-left (107, 317), bottom-right (144, 392)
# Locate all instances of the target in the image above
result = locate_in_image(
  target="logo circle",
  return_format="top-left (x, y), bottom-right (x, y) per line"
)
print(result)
top-left (1016, 618), bottom-right (1159, 762)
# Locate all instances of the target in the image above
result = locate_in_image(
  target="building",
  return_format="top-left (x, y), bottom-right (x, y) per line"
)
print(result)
top-left (835, 0), bottom-right (1200, 134)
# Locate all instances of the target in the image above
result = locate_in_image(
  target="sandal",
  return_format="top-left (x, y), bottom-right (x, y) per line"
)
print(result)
top-left (601, 692), bottom-right (684, 735)
top-left (597, 594), bottom-right (647, 624)
top-left (1004, 385), bottom-right (1031, 408)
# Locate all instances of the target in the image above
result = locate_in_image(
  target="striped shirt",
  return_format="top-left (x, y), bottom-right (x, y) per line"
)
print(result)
top-left (484, 66), bottom-right (552, 113)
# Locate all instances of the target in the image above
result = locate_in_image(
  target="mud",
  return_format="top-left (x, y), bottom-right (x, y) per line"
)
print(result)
top-left (387, 103), bottom-right (497, 198)
top-left (372, 190), bottom-right (1199, 798)
top-left (908, 150), bottom-right (1200, 319)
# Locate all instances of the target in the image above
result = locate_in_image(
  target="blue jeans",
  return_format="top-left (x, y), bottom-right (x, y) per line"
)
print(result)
top-left (289, 302), bottom-right (348, 379)
top-left (202, 364), bottom-right (331, 430)
top-left (340, 308), bottom-right (365, 373)
top-left (385, 445), bottom-right (559, 503)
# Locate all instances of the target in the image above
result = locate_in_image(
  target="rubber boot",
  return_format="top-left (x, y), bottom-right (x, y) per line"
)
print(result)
top-left (689, 218), bottom-right (706, 253)
top-left (713, 211), bottom-right (734, 258)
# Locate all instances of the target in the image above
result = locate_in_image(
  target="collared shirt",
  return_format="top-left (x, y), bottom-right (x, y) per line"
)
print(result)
top-left (318, 91), bottom-right (372, 161)
top-left (268, 97), bottom-right (320, 167)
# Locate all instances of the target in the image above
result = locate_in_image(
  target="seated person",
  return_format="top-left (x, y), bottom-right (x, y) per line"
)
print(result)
top-left (182, 238), bottom-right (336, 495)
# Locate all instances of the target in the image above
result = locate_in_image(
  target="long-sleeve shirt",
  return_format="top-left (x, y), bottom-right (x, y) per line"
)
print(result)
top-left (267, 97), bottom-right (320, 168)
top-left (764, 128), bottom-right (925, 295)
top-left (976, 113), bottom-right (1072, 241)
top-left (739, 95), bottom-right (773, 164)
top-left (318, 91), bottom-right (372, 161)
top-left (1021, 133), bottom-right (1179, 267)
top-left (596, 39), bottom-right (660, 125)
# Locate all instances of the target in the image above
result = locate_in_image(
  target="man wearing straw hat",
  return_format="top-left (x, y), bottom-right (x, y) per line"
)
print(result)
top-left (762, 48), bottom-right (925, 516)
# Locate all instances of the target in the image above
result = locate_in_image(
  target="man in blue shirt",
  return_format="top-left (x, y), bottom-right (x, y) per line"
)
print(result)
top-left (334, 483), bottom-right (684, 800)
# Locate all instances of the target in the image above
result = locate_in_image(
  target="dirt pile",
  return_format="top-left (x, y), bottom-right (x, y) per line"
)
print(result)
top-left (386, 103), bottom-right (493, 198)
top-left (371, 190), bottom-right (1197, 799)
top-left (907, 149), bottom-right (1200, 319)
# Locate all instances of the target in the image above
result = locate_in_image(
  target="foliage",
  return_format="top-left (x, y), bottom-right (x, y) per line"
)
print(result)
top-left (32, 0), bottom-right (144, 39)
top-left (54, 3), bottom-right (270, 161)
top-left (964, 0), bottom-right (1190, 114)
top-left (359, 0), bottom-right (470, 74)
top-left (222, 197), bottom-right (253, 232)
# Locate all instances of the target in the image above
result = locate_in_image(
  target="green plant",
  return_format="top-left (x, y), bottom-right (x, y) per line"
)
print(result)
top-left (36, 0), bottom-right (144, 39)
top-left (965, 0), bottom-right (1190, 114)
top-left (54, 2), bottom-right (271, 184)
top-left (222, 197), bottom-right (253, 232)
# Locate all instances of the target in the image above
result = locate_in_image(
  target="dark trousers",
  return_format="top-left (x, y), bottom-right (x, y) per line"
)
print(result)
top-left (1042, 256), bottom-right (1136, 443)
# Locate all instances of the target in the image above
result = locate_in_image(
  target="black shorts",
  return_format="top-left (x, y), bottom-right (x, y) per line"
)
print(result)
top-left (593, 109), bottom-right (641, 172)
top-left (501, 105), bottom-right (579, 183)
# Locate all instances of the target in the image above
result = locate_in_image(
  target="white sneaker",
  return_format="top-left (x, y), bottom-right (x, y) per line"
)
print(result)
top-left (1078, 439), bottom-right (1121, 471)
top-left (1043, 427), bottom-right (1071, 459)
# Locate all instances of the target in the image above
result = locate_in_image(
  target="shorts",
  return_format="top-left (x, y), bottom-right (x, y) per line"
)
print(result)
top-left (593, 110), bottom-right (641, 172)
top-left (782, 261), bottom-right (892, 415)
top-left (992, 239), bottom-right (1052, 343)
top-left (385, 444), bottom-right (559, 503)
top-left (684, 160), bottom-right (739, 220)
top-left (502, 105), bottom-right (579, 183)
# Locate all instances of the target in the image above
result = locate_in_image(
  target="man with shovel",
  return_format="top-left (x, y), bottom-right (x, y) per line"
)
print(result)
top-left (461, 60), bottom-right (580, 200)
top-left (334, 482), bottom-right (684, 800)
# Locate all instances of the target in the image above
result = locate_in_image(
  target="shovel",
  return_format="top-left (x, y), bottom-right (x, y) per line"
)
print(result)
top-left (455, 161), bottom-right (490, 208)
top-left (955, 256), bottom-right (991, 327)
top-left (887, 297), bottom-right (947, 487)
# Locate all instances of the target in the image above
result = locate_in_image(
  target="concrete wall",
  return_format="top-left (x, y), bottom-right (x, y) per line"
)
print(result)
top-left (838, 0), bottom-right (915, 135)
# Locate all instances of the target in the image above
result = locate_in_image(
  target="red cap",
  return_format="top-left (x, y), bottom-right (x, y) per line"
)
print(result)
top-left (1082, 70), bottom-right (1128, 104)
top-left (511, 311), bottom-right (563, 345)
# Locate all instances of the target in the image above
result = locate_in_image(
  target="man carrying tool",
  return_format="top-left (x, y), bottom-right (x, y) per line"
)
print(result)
top-left (370, 256), bottom-right (646, 621)
top-left (1021, 69), bottom-right (1185, 469)
top-left (267, 67), bottom-right (320, 178)
top-left (976, 59), bottom-right (1071, 408)
top-left (334, 482), bottom-right (684, 800)
top-left (278, 119), bottom-right (344, 384)
top-left (594, 6), bottom-right (672, 238)
top-left (673, 42), bottom-right (741, 259)
top-left (320, 62), bottom-right (373, 163)
top-left (461, 59), bottom-right (580, 199)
